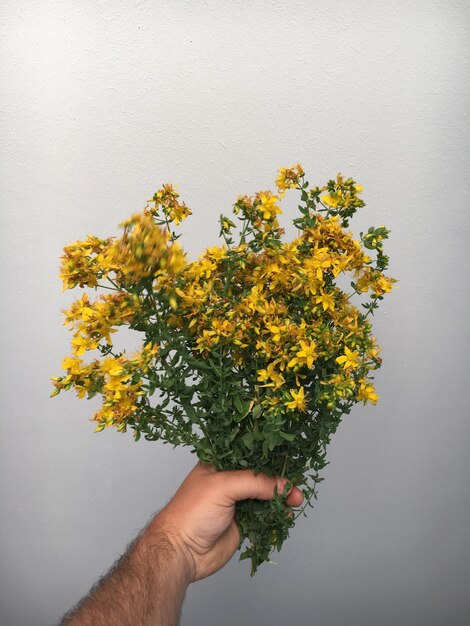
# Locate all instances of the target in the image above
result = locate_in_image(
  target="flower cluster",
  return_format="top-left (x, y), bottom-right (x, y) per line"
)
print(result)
top-left (51, 343), bottom-right (158, 430)
top-left (148, 183), bottom-right (192, 225)
top-left (275, 162), bottom-right (305, 194)
top-left (52, 166), bottom-right (398, 573)
top-left (106, 212), bottom-right (186, 285)
top-left (59, 212), bottom-right (185, 292)
top-left (62, 292), bottom-right (139, 354)
top-left (59, 235), bottom-right (112, 290)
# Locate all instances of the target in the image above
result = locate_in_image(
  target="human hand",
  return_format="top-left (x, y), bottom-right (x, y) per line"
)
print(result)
top-left (151, 461), bottom-right (304, 582)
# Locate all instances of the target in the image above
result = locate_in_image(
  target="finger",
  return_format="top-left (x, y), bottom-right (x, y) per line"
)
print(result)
top-left (286, 486), bottom-right (304, 507)
top-left (217, 469), bottom-right (286, 503)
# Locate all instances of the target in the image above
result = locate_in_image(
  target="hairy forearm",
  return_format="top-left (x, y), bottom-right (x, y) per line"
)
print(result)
top-left (60, 518), bottom-right (192, 626)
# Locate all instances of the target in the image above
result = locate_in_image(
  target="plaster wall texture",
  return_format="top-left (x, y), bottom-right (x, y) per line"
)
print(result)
top-left (1, 1), bottom-right (469, 625)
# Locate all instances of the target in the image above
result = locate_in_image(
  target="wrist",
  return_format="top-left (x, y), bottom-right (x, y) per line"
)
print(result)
top-left (141, 514), bottom-right (196, 586)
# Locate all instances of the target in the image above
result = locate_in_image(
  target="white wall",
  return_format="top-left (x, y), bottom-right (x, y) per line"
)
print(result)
top-left (1, 1), bottom-right (469, 624)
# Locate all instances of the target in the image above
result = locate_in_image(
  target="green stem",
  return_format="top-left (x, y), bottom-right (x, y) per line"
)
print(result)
top-left (105, 276), bottom-right (119, 289)
top-left (96, 283), bottom-right (118, 291)
top-left (280, 452), bottom-right (289, 478)
top-left (239, 218), bottom-right (250, 245)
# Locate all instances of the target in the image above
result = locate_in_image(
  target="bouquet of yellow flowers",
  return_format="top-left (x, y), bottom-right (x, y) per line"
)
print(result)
top-left (51, 164), bottom-right (398, 574)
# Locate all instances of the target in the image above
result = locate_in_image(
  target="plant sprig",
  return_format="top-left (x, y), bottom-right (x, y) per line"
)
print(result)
top-left (52, 164), bottom-right (398, 574)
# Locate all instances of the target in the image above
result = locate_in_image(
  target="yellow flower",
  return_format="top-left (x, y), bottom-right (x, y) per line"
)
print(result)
top-left (101, 357), bottom-right (127, 377)
top-left (103, 212), bottom-right (186, 285)
top-left (275, 163), bottom-right (304, 193)
top-left (320, 174), bottom-right (364, 210)
top-left (356, 379), bottom-right (379, 405)
top-left (168, 203), bottom-right (192, 225)
top-left (257, 362), bottom-right (285, 388)
top-left (191, 257), bottom-right (216, 280)
top-left (258, 192), bottom-right (282, 220)
top-left (288, 340), bottom-right (317, 369)
top-left (71, 334), bottom-right (99, 356)
top-left (366, 337), bottom-right (381, 359)
top-left (211, 319), bottom-right (233, 338)
top-left (59, 235), bottom-right (112, 290)
top-left (314, 290), bottom-right (335, 312)
top-left (149, 183), bottom-right (192, 225)
top-left (304, 247), bottom-right (333, 281)
top-left (266, 323), bottom-right (283, 343)
top-left (321, 193), bottom-right (341, 208)
top-left (63, 292), bottom-right (139, 351)
top-left (52, 356), bottom-right (103, 399)
top-left (61, 356), bottom-right (83, 373)
top-left (335, 346), bottom-right (361, 369)
top-left (205, 245), bottom-right (227, 262)
top-left (150, 183), bottom-right (180, 207)
top-left (195, 329), bottom-right (220, 353)
top-left (373, 276), bottom-right (397, 295)
top-left (285, 386), bottom-right (307, 412)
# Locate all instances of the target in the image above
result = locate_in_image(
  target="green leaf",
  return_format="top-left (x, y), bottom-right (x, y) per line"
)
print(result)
top-left (252, 404), bottom-right (263, 420)
top-left (181, 401), bottom-right (198, 421)
top-left (234, 395), bottom-right (244, 413)
top-left (233, 396), bottom-right (251, 421)
top-left (242, 432), bottom-right (255, 451)
top-left (262, 439), bottom-right (270, 458)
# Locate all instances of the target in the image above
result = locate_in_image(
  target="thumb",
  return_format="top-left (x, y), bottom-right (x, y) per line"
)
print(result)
top-left (217, 469), bottom-right (289, 504)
